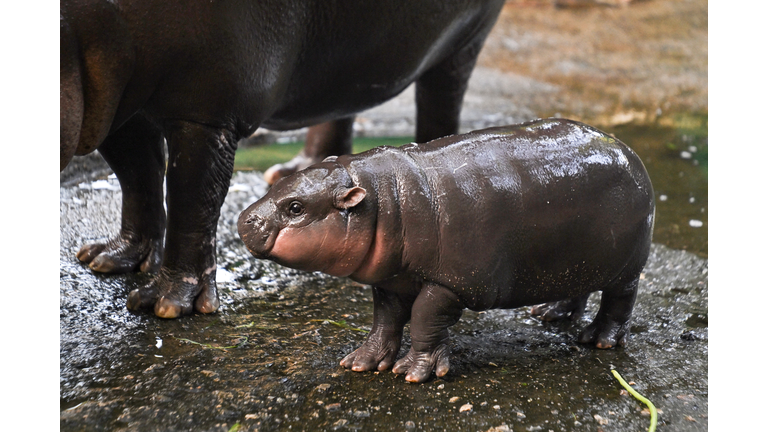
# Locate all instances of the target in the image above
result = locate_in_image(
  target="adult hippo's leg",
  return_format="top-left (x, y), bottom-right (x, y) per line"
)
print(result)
top-left (340, 287), bottom-right (416, 372)
top-left (392, 283), bottom-right (464, 383)
top-left (76, 114), bottom-right (166, 274)
top-left (578, 277), bottom-right (640, 349)
top-left (413, 32), bottom-right (487, 143)
top-left (126, 120), bottom-right (237, 318)
top-left (531, 294), bottom-right (591, 322)
top-left (262, 117), bottom-right (354, 185)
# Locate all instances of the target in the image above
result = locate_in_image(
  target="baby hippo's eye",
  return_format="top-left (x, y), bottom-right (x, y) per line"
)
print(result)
top-left (288, 201), bottom-right (305, 216)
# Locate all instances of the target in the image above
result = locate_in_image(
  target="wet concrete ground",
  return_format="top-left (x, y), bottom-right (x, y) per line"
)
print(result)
top-left (60, 166), bottom-right (707, 431)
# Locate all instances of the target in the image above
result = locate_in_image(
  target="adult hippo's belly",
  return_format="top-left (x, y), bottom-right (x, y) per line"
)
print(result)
top-left (60, 0), bottom-right (505, 318)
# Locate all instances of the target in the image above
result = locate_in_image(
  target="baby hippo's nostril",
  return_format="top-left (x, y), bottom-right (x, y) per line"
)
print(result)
top-left (243, 213), bottom-right (261, 225)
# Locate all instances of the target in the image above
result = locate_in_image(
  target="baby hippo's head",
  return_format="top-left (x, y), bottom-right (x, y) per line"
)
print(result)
top-left (237, 159), bottom-right (367, 276)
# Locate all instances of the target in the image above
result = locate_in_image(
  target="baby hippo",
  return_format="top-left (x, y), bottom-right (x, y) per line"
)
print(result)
top-left (238, 118), bottom-right (655, 383)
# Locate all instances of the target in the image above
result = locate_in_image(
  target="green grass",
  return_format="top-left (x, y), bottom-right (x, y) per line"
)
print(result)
top-left (234, 136), bottom-right (413, 172)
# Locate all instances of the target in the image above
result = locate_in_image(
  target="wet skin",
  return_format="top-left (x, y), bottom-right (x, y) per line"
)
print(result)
top-left (238, 118), bottom-right (655, 382)
top-left (60, 0), bottom-right (505, 318)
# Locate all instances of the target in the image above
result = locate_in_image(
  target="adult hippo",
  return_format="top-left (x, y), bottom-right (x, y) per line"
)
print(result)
top-left (60, 0), bottom-right (505, 318)
top-left (237, 119), bottom-right (655, 382)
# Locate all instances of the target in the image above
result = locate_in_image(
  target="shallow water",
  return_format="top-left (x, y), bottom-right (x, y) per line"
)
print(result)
top-left (606, 115), bottom-right (707, 257)
top-left (60, 133), bottom-right (708, 430)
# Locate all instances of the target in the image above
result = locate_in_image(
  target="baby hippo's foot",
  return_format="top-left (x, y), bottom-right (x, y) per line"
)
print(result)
top-left (392, 344), bottom-right (451, 383)
top-left (531, 294), bottom-right (590, 321)
top-left (77, 234), bottom-right (163, 274)
top-left (578, 315), bottom-right (630, 349)
top-left (340, 330), bottom-right (402, 372)
top-left (126, 268), bottom-right (219, 318)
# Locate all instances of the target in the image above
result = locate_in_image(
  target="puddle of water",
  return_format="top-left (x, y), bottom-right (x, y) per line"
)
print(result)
top-left (604, 114), bottom-right (708, 257)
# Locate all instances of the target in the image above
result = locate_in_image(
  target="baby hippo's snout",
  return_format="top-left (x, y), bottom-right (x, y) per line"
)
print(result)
top-left (237, 201), bottom-right (277, 258)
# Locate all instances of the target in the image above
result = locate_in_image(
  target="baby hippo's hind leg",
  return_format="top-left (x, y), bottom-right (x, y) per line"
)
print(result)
top-left (578, 276), bottom-right (639, 349)
top-left (531, 294), bottom-right (590, 322)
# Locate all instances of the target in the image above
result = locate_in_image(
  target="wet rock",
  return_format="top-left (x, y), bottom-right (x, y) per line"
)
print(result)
top-left (332, 419), bottom-right (348, 429)
top-left (314, 383), bottom-right (332, 393)
top-left (594, 414), bottom-right (609, 425)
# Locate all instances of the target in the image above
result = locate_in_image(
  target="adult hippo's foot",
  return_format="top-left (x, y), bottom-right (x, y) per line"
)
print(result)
top-left (263, 117), bottom-right (354, 185)
top-left (123, 119), bottom-right (236, 318)
top-left (126, 268), bottom-right (220, 318)
top-left (77, 115), bottom-right (166, 275)
top-left (531, 294), bottom-right (590, 322)
top-left (77, 235), bottom-right (163, 274)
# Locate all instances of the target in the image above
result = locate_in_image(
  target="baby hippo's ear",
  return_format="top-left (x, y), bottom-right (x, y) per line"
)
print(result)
top-left (334, 186), bottom-right (367, 210)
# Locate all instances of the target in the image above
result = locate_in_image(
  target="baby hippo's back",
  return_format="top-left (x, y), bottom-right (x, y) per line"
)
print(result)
top-left (392, 118), bottom-right (655, 310)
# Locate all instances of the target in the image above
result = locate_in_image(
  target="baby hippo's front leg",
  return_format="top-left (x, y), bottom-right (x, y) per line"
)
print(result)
top-left (340, 288), bottom-right (415, 372)
top-left (392, 283), bottom-right (464, 383)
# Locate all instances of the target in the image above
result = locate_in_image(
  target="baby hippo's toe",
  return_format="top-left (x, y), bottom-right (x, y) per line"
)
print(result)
top-left (340, 335), bottom-right (401, 372)
top-left (578, 317), bottom-right (630, 348)
top-left (392, 345), bottom-right (451, 383)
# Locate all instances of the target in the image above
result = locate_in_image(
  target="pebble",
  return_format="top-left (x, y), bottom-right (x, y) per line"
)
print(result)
top-left (460, 404), bottom-right (473, 413)
top-left (449, 396), bottom-right (460, 403)
top-left (593, 414), bottom-right (609, 425)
